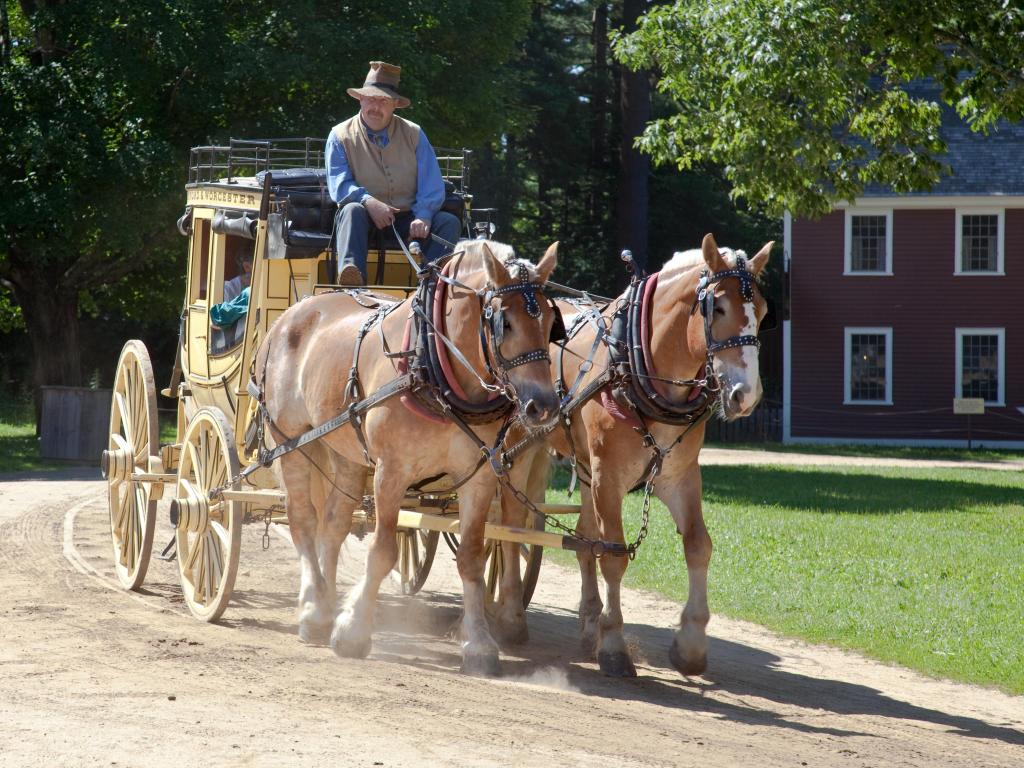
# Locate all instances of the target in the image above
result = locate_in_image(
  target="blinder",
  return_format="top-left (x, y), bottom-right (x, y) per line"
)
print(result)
top-left (481, 280), bottom-right (555, 372)
top-left (548, 298), bottom-right (567, 343)
top-left (690, 264), bottom-right (764, 355)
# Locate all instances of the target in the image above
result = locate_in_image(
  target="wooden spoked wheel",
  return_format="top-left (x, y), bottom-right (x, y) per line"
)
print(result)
top-left (483, 513), bottom-right (544, 610)
top-left (392, 528), bottom-right (439, 595)
top-left (172, 408), bottom-right (242, 622)
top-left (104, 340), bottom-right (159, 590)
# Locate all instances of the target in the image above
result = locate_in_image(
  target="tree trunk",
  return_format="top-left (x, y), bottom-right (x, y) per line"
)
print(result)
top-left (617, 0), bottom-right (651, 271)
top-left (1, 1), bottom-right (12, 65)
top-left (590, 1), bottom-right (609, 221)
top-left (6, 260), bottom-right (83, 424)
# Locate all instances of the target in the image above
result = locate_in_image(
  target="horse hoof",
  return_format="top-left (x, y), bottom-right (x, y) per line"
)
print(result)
top-left (330, 625), bottom-right (372, 660)
top-left (669, 641), bottom-right (707, 676)
top-left (461, 652), bottom-right (501, 677)
top-left (298, 620), bottom-right (332, 646)
top-left (597, 650), bottom-right (637, 678)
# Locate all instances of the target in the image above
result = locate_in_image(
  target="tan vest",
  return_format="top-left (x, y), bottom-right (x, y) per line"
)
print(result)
top-left (334, 115), bottom-right (420, 211)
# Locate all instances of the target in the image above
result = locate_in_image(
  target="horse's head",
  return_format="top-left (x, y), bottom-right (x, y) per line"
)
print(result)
top-left (690, 233), bottom-right (773, 421)
top-left (455, 239), bottom-right (562, 429)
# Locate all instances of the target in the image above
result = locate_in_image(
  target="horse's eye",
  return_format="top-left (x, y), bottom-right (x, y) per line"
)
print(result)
top-left (502, 317), bottom-right (512, 332)
top-left (714, 306), bottom-right (726, 316)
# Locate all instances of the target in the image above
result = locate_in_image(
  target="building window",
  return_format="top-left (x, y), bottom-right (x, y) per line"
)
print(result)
top-left (844, 209), bottom-right (892, 275)
top-left (956, 328), bottom-right (1005, 405)
top-left (844, 327), bottom-right (893, 405)
top-left (955, 210), bottom-right (1004, 275)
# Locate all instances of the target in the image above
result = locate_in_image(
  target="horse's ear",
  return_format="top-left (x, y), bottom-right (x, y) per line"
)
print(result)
top-left (536, 241), bottom-right (558, 283)
top-left (749, 241), bottom-right (773, 276)
top-left (702, 233), bottom-right (727, 272)
top-left (481, 241), bottom-right (511, 284)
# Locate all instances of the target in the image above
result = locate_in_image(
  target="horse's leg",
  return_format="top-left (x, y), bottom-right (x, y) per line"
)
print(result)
top-left (575, 482), bottom-right (604, 654)
top-left (658, 462), bottom-right (711, 675)
top-left (331, 460), bottom-right (406, 659)
top-left (590, 459), bottom-right (636, 677)
top-left (279, 452), bottom-right (333, 644)
top-left (495, 482), bottom-right (528, 645)
top-left (316, 458), bottom-right (366, 617)
top-left (493, 447), bottom-right (548, 645)
top-left (456, 476), bottom-right (502, 676)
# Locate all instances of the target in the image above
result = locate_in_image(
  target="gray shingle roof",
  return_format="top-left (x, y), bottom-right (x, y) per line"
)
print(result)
top-left (862, 79), bottom-right (1024, 197)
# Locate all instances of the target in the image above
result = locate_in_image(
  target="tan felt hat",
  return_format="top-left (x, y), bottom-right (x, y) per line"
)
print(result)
top-left (347, 61), bottom-right (411, 108)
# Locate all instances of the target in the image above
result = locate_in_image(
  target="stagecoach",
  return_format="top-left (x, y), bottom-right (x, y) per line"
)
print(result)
top-left (101, 138), bottom-right (578, 622)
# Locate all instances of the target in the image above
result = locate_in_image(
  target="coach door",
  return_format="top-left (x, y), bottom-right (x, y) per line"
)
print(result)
top-left (185, 211), bottom-right (213, 380)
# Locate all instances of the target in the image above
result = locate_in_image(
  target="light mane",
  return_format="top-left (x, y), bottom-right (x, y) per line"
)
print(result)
top-left (452, 239), bottom-right (542, 283)
top-left (661, 246), bottom-right (747, 276)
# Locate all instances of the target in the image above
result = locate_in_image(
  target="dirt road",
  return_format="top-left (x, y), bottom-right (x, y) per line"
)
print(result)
top-left (1, 468), bottom-right (1021, 767)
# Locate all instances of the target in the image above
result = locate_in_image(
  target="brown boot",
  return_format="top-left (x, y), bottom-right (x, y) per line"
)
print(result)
top-left (338, 264), bottom-right (364, 287)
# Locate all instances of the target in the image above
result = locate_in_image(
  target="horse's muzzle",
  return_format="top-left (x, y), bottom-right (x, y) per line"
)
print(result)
top-left (723, 380), bottom-right (762, 421)
top-left (519, 390), bottom-right (559, 429)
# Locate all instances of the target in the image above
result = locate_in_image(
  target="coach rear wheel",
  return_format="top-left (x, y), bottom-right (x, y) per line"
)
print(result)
top-left (171, 408), bottom-right (242, 622)
top-left (392, 528), bottom-right (439, 595)
top-left (103, 340), bottom-right (159, 590)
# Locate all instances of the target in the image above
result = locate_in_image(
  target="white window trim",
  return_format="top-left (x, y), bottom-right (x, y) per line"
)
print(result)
top-left (954, 208), bottom-right (1005, 275)
top-left (844, 208), bottom-right (893, 275)
top-left (844, 327), bottom-right (893, 405)
top-left (955, 327), bottom-right (1005, 406)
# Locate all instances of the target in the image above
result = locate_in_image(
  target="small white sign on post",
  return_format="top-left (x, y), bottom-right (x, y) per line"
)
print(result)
top-left (953, 398), bottom-right (985, 415)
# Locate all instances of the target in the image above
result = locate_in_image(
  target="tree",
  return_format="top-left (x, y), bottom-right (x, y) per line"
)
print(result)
top-left (616, 0), bottom-right (650, 269)
top-left (0, 0), bottom-right (530, 407)
top-left (613, 0), bottom-right (1024, 217)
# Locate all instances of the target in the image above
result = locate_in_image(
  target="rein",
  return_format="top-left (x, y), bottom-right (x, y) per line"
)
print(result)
top-left (534, 259), bottom-right (764, 557)
top-left (222, 248), bottom-right (557, 499)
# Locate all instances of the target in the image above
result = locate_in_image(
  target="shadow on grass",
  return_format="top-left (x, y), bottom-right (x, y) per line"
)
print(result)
top-left (0, 433), bottom-right (77, 474)
top-left (700, 465), bottom-right (1022, 515)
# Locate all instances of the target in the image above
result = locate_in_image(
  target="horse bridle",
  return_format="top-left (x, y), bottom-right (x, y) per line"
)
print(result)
top-left (481, 282), bottom-right (565, 369)
top-left (691, 255), bottom-right (763, 371)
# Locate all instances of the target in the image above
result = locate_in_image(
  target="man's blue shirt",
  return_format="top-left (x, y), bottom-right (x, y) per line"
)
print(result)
top-left (325, 119), bottom-right (445, 222)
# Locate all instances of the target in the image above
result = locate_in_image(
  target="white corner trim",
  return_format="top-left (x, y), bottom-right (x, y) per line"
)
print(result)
top-left (835, 195), bottom-right (1024, 209)
top-left (783, 319), bottom-right (792, 443)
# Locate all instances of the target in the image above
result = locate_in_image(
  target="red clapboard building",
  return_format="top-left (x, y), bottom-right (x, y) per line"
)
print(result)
top-left (783, 85), bottom-right (1024, 447)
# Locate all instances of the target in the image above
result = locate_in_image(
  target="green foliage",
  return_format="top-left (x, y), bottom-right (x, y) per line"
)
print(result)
top-left (547, 462), bottom-right (1024, 693)
top-left (615, 0), bottom-right (1024, 217)
top-left (0, 0), bottom-right (531, 390)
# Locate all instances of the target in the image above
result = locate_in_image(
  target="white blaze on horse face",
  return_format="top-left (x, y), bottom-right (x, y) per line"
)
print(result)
top-left (714, 300), bottom-right (762, 419)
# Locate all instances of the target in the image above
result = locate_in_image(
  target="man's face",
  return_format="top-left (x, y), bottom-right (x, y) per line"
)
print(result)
top-left (241, 258), bottom-right (253, 286)
top-left (359, 95), bottom-right (398, 132)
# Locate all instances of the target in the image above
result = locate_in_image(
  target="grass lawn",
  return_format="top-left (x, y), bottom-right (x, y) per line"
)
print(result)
top-left (546, 463), bottom-right (1024, 694)
top-left (0, 402), bottom-right (68, 473)
top-left (707, 441), bottom-right (1024, 464)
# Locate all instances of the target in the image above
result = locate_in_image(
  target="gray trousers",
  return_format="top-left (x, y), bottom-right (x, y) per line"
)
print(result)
top-left (333, 203), bottom-right (462, 280)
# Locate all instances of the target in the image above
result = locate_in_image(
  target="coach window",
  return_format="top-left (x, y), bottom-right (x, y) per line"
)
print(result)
top-left (955, 328), bottom-right (1004, 406)
top-left (955, 210), bottom-right (1004, 275)
top-left (844, 327), bottom-right (893, 405)
top-left (188, 216), bottom-right (211, 303)
top-left (844, 208), bottom-right (893, 275)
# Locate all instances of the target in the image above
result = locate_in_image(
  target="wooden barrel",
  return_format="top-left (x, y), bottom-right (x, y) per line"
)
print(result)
top-left (39, 386), bottom-right (113, 461)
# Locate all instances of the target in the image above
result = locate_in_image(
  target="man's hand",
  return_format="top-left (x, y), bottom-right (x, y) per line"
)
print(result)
top-left (409, 218), bottom-right (431, 240)
top-left (364, 196), bottom-right (399, 229)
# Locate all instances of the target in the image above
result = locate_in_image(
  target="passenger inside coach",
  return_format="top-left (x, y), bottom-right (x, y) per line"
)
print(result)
top-left (210, 242), bottom-right (253, 352)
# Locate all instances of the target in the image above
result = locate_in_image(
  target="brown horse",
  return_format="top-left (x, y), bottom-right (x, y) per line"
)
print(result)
top-left (497, 233), bottom-right (772, 676)
top-left (255, 239), bottom-right (561, 675)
